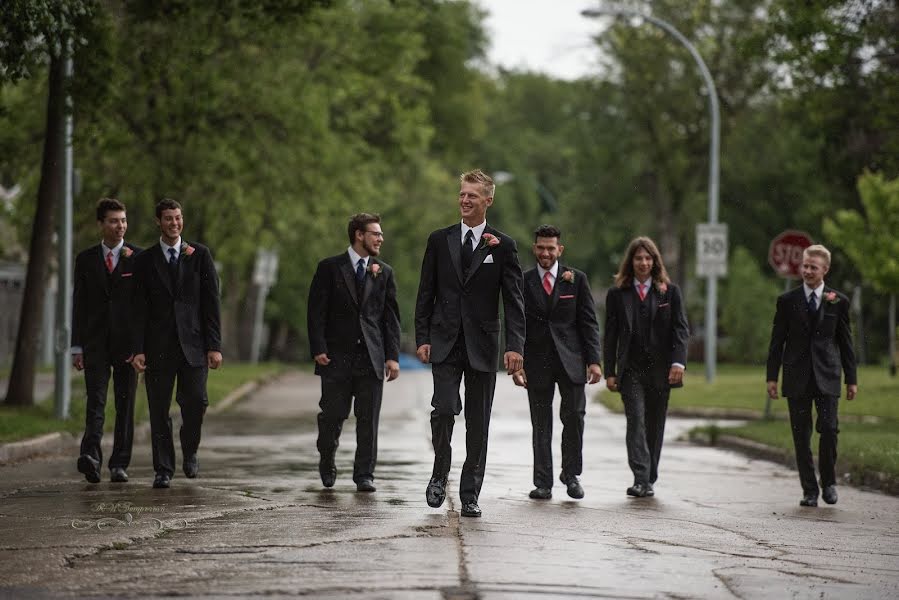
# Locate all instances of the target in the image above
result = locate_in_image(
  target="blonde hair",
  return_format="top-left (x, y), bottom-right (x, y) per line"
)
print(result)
top-left (803, 244), bottom-right (831, 266)
top-left (460, 169), bottom-right (495, 198)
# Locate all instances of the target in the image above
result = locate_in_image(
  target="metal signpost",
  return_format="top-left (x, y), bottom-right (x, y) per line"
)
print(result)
top-left (250, 249), bottom-right (279, 364)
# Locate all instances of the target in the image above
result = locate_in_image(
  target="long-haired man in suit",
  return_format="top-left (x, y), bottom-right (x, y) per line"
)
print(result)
top-left (766, 244), bottom-right (857, 507)
top-left (512, 225), bottom-right (602, 500)
top-left (72, 198), bottom-right (142, 483)
top-left (307, 213), bottom-right (401, 493)
top-left (415, 169), bottom-right (526, 518)
top-left (131, 199), bottom-right (222, 489)
top-left (603, 237), bottom-right (689, 498)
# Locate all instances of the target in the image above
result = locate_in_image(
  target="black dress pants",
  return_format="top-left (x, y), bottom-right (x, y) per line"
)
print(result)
top-left (80, 359), bottom-right (137, 469)
top-left (620, 367), bottom-right (670, 485)
top-left (430, 333), bottom-right (496, 504)
top-left (787, 393), bottom-right (839, 494)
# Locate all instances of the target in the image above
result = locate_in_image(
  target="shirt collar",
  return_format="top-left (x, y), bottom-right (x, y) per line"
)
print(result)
top-left (537, 262), bottom-right (559, 280)
top-left (160, 237), bottom-right (182, 257)
top-left (347, 246), bottom-right (369, 269)
top-left (634, 278), bottom-right (652, 289)
top-left (102, 239), bottom-right (125, 256)
top-left (803, 281), bottom-right (825, 299)
top-left (461, 220), bottom-right (487, 244)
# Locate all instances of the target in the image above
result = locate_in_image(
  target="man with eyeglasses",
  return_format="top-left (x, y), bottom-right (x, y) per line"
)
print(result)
top-left (307, 213), bottom-right (401, 492)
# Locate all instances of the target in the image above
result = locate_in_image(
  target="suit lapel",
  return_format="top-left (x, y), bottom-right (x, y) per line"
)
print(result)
top-left (94, 244), bottom-right (110, 295)
top-left (816, 286), bottom-right (830, 326)
top-left (446, 225), bottom-right (464, 284)
top-left (528, 269), bottom-right (549, 313)
top-left (624, 284), bottom-right (637, 330)
top-left (360, 259), bottom-right (376, 305)
top-left (649, 282), bottom-right (659, 323)
top-left (794, 287), bottom-right (810, 329)
top-left (340, 253), bottom-right (359, 305)
top-left (464, 226), bottom-right (494, 284)
top-left (176, 242), bottom-right (190, 294)
top-left (153, 244), bottom-right (174, 296)
top-left (547, 265), bottom-right (564, 314)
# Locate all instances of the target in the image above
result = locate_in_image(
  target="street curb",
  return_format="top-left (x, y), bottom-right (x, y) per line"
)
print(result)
top-left (0, 370), bottom-right (286, 466)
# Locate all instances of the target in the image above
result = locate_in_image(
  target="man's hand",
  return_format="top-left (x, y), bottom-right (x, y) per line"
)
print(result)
top-left (847, 384), bottom-right (858, 401)
top-left (512, 369), bottom-right (527, 388)
top-left (416, 344), bottom-right (431, 364)
top-left (766, 380), bottom-right (778, 400)
top-left (504, 351), bottom-right (524, 374)
top-left (385, 359), bottom-right (400, 382)
top-left (314, 353), bottom-right (331, 366)
top-left (131, 353), bottom-right (147, 373)
top-left (72, 353), bottom-right (84, 371)
top-left (606, 376), bottom-right (618, 392)
top-left (207, 351), bottom-right (223, 370)
top-left (668, 365), bottom-right (685, 386)
top-left (587, 363), bottom-right (602, 385)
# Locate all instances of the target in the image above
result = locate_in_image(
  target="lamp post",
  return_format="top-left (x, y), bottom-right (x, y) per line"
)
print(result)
top-left (581, 5), bottom-right (721, 381)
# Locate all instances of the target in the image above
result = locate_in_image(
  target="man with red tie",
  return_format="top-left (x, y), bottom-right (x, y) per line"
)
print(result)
top-left (72, 198), bottom-right (142, 483)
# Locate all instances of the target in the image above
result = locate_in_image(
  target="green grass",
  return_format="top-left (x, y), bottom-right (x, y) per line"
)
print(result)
top-left (596, 363), bottom-right (899, 485)
top-left (0, 362), bottom-right (287, 444)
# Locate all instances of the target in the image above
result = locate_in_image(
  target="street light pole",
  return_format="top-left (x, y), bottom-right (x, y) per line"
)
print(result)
top-left (581, 5), bottom-right (721, 381)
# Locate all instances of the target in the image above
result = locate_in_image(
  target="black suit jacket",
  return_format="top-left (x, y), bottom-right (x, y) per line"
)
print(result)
top-left (307, 253), bottom-right (401, 380)
top-left (72, 242), bottom-right (143, 367)
top-left (523, 265), bottom-right (601, 387)
top-left (603, 282), bottom-right (689, 388)
top-left (132, 241), bottom-right (222, 369)
top-left (415, 224), bottom-right (525, 372)
top-left (766, 285), bottom-right (857, 398)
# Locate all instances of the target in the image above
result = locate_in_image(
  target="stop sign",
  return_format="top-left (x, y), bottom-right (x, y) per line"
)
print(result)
top-left (768, 230), bottom-right (813, 279)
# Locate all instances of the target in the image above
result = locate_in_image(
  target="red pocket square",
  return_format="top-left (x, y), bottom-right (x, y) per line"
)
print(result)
top-left (121, 272), bottom-right (133, 277)
top-left (559, 294), bottom-right (575, 299)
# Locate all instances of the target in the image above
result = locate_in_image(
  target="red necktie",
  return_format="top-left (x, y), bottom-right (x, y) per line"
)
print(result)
top-left (542, 271), bottom-right (553, 295)
top-left (105, 251), bottom-right (114, 273)
top-left (638, 282), bottom-right (647, 301)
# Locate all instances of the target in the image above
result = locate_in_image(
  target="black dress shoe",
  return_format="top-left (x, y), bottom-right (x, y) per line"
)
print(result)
top-left (319, 456), bottom-right (336, 488)
top-left (77, 454), bottom-right (101, 484)
top-left (152, 473), bottom-right (171, 489)
top-left (183, 454), bottom-right (199, 479)
top-left (426, 477), bottom-right (447, 508)
top-left (561, 474), bottom-right (584, 499)
top-left (646, 482), bottom-right (655, 497)
top-left (799, 493), bottom-right (818, 507)
top-left (110, 467), bottom-right (129, 483)
top-left (822, 485), bottom-right (838, 505)
top-left (356, 478), bottom-right (376, 492)
top-left (627, 482), bottom-right (652, 498)
top-left (529, 487), bottom-right (552, 500)
top-left (460, 502), bottom-right (482, 517)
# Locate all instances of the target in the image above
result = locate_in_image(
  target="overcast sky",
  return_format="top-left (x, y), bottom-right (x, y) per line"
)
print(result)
top-left (476, 0), bottom-right (605, 80)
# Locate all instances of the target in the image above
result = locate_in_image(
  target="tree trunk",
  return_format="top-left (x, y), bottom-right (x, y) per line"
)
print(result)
top-left (4, 54), bottom-right (67, 406)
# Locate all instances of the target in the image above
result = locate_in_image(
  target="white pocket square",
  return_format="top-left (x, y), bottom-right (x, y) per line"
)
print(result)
top-left (483, 254), bottom-right (494, 264)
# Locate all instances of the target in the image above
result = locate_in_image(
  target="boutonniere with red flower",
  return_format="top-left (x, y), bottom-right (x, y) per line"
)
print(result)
top-left (656, 282), bottom-right (668, 294)
top-left (122, 246), bottom-right (133, 258)
top-left (561, 270), bottom-right (575, 283)
top-left (824, 291), bottom-right (839, 304)
top-left (368, 263), bottom-right (381, 278)
top-left (181, 242), bottom-right (195, 257)
top-left (481, 233), bottom-right (500, 247)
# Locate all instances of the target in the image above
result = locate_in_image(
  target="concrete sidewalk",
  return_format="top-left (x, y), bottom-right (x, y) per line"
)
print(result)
top-left (1, 370), bottom-right (897, 598)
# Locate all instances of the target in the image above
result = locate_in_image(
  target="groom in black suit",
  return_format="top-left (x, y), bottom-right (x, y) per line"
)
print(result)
top-left (512, 225), bottom-right (602, 500)
top-left (767, 244), bottom-right (857, 507)
top-left (415, 169), bottom-right (525, 517)
top-left (307, 213), bottom-right (401, 492)
top-left (131, 199), bottom-right (223, 489)
top-left (72, 198), bottom-right (142, 483)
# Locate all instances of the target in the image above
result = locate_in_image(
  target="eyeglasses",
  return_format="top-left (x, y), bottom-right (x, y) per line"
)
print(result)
top-left (364, 230), bottom-right (384, 238)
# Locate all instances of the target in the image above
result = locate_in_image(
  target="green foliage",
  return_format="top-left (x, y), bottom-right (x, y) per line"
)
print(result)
top-left (824, 172), bottom-right (899, 294)
top-left (719, 247), bottom-right (781, 363)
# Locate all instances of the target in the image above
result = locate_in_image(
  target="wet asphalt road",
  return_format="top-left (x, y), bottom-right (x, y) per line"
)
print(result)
top-left (1, 370), bottom-right (897, 599)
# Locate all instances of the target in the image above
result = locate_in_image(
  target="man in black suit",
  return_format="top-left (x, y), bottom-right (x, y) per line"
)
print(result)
top-left (307, 213), bottom-right (401, 492)
top-left (72, 198), bottom-right (142, 484)
top-left (766, 244), bottom-right (858, 507)
top-left (511, 225), bottom-right (602, 500)
top-left (131, 199), bottom-right (223, 489)
top-left (604, 236), bottom-right (689, 498)
top-left (415, 169), bottom-right (526, 518)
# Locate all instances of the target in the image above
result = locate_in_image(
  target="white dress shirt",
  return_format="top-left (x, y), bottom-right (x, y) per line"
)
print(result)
top-left (161, 237), bottom-right (183, 262)
top-left (460, 220), bottom-right (487, 250)
top-left (537, 261), bottom-right (559, 291)
top-left (803, 281), bottom-right (826, 307)
top-left (634, 278), bottom-right (685, 370)
top-left (347, 246), bottom-right (369, 271)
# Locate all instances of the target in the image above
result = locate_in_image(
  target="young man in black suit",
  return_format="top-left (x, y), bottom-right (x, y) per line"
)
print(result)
top-left (72, 198), bottom-right (142, 483)
top-left (415, 169), bottom-right (526, 518)
top-left (603, 236), bottom-right (689, 498)
top-left (512, 225), bottom-right (602, 500)
top-left (766, 244), bottom-right (858, 507)
top-left (131, 199), bottom-right (222, 489)
top-left (307, 213), bottom-right (401, 492)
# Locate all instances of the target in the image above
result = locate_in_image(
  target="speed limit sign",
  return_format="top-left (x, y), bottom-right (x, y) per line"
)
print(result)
top-left (696, 223), bottom-right (728, 277)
